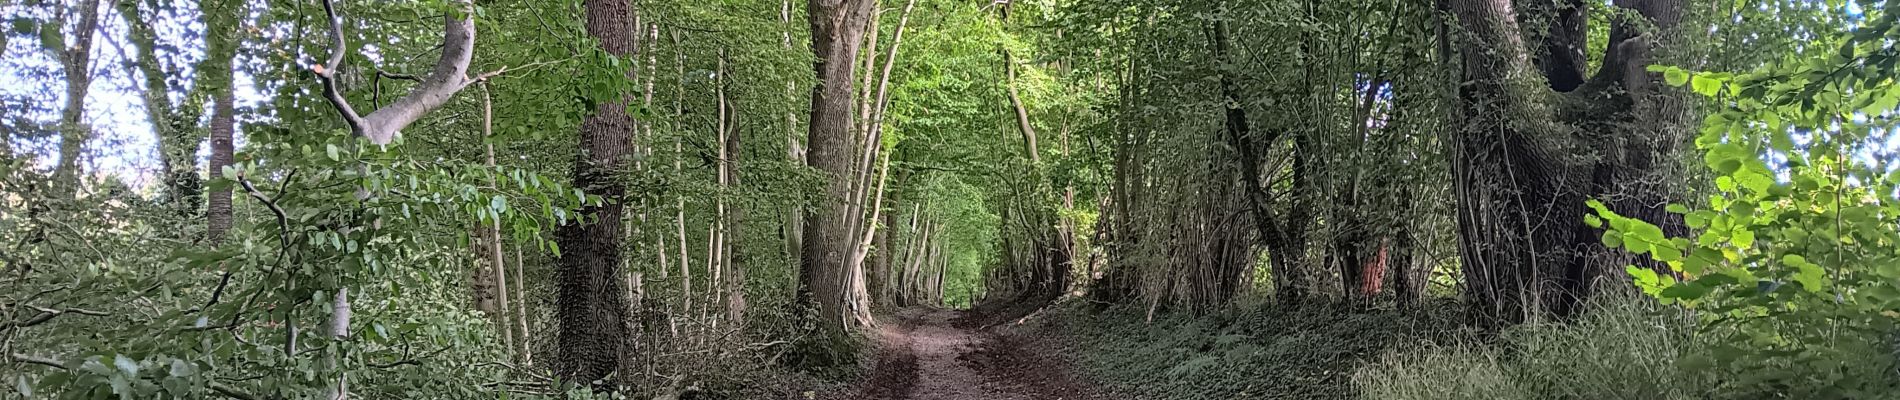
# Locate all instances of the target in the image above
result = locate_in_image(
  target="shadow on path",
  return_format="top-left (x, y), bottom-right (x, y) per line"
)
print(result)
top-left (847, 308), bottom-right (1106, 400)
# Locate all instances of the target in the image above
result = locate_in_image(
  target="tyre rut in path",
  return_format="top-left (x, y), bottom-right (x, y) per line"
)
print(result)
top-left (852, 308), bottom-right (1105, 400)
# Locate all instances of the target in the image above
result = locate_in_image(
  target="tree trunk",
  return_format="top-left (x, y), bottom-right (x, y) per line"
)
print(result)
top-left (797, 0), bottom-right (879, 365)
top-left (480, 85), bottom-right (514, 352)
top-left (52, 0), bottom-right (102, 195)
top-left (554, 0), bottom-right (637, 384)
top-left (1440, 0), bottom-right (1686, 325)
top-left (201, 0), bottom-right (239, 245)
top-left (872, 206), bottom-right (894, 304)
top-left (514, 244), bottom-right (533, 365)
top-left (719, 49), bottom-right (749, 324)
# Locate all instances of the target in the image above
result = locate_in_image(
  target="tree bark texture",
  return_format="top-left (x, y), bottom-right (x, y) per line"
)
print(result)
top-left (204, 0), bottom-right (239, 245)
top-left (799, 0), bottom-right (880, 361)
top-left (554, 0), bottom-right (638, 384)
top-left (1441, 0), bottom-right (1687, 324)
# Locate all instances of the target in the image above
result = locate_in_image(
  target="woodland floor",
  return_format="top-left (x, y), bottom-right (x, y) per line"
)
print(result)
top-left (841, 307), bottom-right (1110, 400)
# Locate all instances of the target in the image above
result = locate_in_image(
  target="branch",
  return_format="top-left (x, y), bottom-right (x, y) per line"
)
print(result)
top-left (366, 345), bottom-right (452, 369)
top-left (313, 0), bottom-right (367, 133)
top-left (9, 353), bottom-right (63, 369)
top-left (313, 0), bottom-right (479, 145)
top-left (5, 305), bottom-right (110, 330)
top-left (376, 69), bottom-right (421, 81)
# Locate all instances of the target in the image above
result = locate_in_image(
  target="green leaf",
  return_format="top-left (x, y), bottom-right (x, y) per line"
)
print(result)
top-left (1737, 171), bottom-right (1773, 193)
top-left (1691, 74), bottom-right (1722, 96)
top-left (1660, 282), bottom-right (1710, 300)
top-left (1731, 230), bottom-right (1755, 248)
top-left (1601, 231), bottom-right (1623, 248)
top-left (1666, 204), bottom-right (1689, 214)
top-left (1664, 68), bottom-right (1690, 86)
top-left (1716, 176), bottom-right (1737, 192)
top-left (1685, 248), bottom-right (1722, 275)
top-left (1784, 254), bottom-right (1825, 292)
top-left (1653, 247), bottom-right (1682, 262)
top-left (326, 144), bottom-right (340, 161)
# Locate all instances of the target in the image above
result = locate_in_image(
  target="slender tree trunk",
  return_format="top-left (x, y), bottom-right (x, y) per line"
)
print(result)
top-left (719, 49), bottom-right (748, 324)
top-left (554, 0), bottom-right (638, 384)
top-left (51, 0), bottom-right (102, 195)
top-left (514, 244), bottom-right (533, 365)
top-left (783, 0), bottom-right (806, 268)
top-left (902, 218), bottom-right (930, 306)
top-left (674, 31), bottom-right (695, 321)
top-left (872, 207), bottom-right (894, 304)
top-left (202, 0), bottom-right (239, 245)
top-left (863, 0), bottom-right (916, 307)
top-left (480, 84), bottom-right (514, 352)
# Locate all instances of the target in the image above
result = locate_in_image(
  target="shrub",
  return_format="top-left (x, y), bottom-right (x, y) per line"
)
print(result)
top-left (1355, 296), bottom-right (1899, 400)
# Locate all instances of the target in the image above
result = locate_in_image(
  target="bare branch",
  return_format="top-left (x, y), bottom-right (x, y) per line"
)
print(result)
top-left (313, 0), bottom-right (479, 145)
top-left (314, 0), bottom-right (367, 132)
top-left (5, 305), bottom-right (110, 330)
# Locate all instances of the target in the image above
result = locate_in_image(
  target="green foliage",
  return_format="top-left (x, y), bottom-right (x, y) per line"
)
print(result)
top-left (1587, 2), bottom-right (1900, 397)
top-left (1357, 298), bottom-right (1723, 400)
top-left (1050, 300), bottom-right (1466, 400)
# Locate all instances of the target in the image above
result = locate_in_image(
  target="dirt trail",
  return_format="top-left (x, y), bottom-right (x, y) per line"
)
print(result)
top-left (850, 308), bottom-right (1106, 400)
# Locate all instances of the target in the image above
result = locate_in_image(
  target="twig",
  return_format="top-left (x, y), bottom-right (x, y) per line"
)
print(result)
top-left (472, 59), bottom-right (568, 82)
top-left (5, 305), bottom-right (110, 330)
top-left (366, 344), bottom-right (452, 368)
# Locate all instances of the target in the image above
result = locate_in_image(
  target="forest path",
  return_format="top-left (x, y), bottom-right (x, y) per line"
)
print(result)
top-left (851, 308), bottom-right (1107, 400)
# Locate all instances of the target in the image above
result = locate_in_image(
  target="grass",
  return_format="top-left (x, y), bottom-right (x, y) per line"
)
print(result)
top-left (1041, 299), bottom-right (1467, 400)
top-left (1043, 295), bottom-right (1900, 400)
top-left (1357, 297), bottom-right (1900, 400)
top-left (1355, 298), bottom-right (1716, 400)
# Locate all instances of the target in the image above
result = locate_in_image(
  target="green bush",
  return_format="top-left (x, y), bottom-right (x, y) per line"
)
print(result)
top-left (1355, 297), bottom-right (1899, 400)
top-left (1048, 299), bottom-right (1467, 400)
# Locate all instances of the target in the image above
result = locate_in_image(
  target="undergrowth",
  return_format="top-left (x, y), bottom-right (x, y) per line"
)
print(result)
top-left (1043, 299), bottom-right (1467, 400)
top-left (1356, 298), bottom-right (1900, 400)
top-left (1047, 296), bottom-right (1900, 400)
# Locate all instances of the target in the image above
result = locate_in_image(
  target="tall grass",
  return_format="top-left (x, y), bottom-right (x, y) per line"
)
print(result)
top-left (1356, 296), bottom-right (1899, 400)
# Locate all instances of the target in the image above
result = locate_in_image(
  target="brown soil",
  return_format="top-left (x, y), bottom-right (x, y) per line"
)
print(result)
top-left (842, 308), bottom-right (1109, 400)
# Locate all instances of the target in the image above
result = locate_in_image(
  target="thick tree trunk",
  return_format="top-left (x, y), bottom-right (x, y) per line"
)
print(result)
top-left (1443, 0), bottom-right (1585, 326)
top-left (554, 0), bottom-right (637, 384)
top-left (798, 0), bottom-right (879, 364)
top-left (1441, 0), bottom-right (1686, 325)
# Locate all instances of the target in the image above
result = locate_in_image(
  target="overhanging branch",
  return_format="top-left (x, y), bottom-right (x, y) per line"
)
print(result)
top-left (313, 0), bottom-right (479, 145)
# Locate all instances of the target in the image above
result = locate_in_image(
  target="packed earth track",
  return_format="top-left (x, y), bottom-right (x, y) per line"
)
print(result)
top-left (843, 308), bottom-right (1107, 400)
